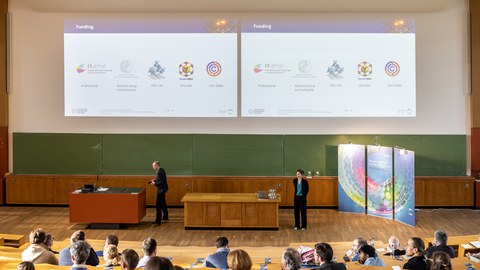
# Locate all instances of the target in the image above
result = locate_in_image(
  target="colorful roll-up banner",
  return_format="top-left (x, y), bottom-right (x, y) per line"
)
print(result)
top-left (338, 144), bottom-right (366, 214)
top-left (366, 145), bottom-right (393, 219)
top-left (394, 148), bottom-right (416, 227)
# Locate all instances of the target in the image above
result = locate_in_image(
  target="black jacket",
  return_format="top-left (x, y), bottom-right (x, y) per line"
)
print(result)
top-left (293, 178), bottom-right (309, 198)
top-left (154, 168), bottom-right (168, 194)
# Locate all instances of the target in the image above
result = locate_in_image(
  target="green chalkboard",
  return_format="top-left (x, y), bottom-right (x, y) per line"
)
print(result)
top-left (192, 135), bottom-right (284, 176)
top-left (12, 133), bottom-right (466, 176)
top-left (283, 135), bottom-right (466, 176)
top-left (102, 134), bottom-right (193, 175)
top-left (13, 133), bottom-right (102, 174)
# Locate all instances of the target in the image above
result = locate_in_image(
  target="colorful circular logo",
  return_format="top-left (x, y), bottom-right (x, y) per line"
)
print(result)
top-left (206, 61), bottom-right (222, 77)
top-left (358, 61), bottom-right (372, 77)
top-left (179, 62), bottom-right (194, 77)
top-left (385, 61), bottom-right (400, 76)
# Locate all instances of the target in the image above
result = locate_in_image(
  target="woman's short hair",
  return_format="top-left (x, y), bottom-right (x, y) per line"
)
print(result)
top-left (29, 228), bottom-right (46, 245)
top-left (228, 249), bottom-right (252, 270)
top-left (296, 169), bottom-right (305, 175)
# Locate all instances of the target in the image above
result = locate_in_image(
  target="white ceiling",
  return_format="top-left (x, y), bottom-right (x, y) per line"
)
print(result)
top-left (23, 0), bottom-right (450, 13)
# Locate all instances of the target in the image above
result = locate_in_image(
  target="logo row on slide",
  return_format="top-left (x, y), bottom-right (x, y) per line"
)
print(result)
top-left (253, 60), bottom-right (401, 78)
top-left (75, 60), bottom-right (223, 78)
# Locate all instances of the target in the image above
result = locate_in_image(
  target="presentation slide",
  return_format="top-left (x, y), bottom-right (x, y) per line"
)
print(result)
top-left (64, 19), bottom-right (237, 117)
top-left (241, 19), bottom-right (416, 117)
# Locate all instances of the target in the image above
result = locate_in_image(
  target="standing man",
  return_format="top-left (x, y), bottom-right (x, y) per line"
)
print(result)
top-left (149, 161), bottom-right (168, 225)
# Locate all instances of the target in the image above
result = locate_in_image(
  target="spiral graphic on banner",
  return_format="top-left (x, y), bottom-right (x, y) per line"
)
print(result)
top-left (206, 61), bottom-right (222, 77)
top-left (385, 61), bottom-right (400, 76)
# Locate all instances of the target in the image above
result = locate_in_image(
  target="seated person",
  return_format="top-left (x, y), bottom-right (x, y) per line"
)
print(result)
top-left (204, 236), bottom-right (230, 270)
top-left (227, 249), bottom-right (252, 270)
top-left (17, 261), bottom-right (35, 270)
top-left (466, 235), bottom-right (480, 259)
top-left (120, 249), bottom-right (140, 270)
top-left (281, 248), bottom-right (302, 270)
top-left (403, 237), bottom-right (428, 270)
top-left (385, 236), bottom-right (406, 256)
top-left (43, 234), bottom-right (58, 254)
top-left (345, 237), bottom-right (367, 262)
top-left (145, 256), bottom-right (175, 270)
top-left (96, 234), bottom-right (119, 257)
top-left (100, 244), bottom-right (120, 268)
top-left (138, 237), bottom-right (157, 268)
top-left (430, 251), bottom-right (452, 270)
top-left (59, 230), bottom-right (99, 266)
top-left (358, 245), bottom-right (385, 266)
top-left (21, 228), bottom-right (58, 265)
top-left (69, 240), bottom-right (91, 270)
top-left (314, 242), bottom-right (347, 270)
top-left (426, 230), bottom-right (455, 258)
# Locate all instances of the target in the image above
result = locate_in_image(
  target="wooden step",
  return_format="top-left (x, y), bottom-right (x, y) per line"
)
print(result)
top-left (0, 234), bottom-right (26, 248)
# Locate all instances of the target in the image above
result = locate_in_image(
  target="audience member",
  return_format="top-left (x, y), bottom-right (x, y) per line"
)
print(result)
top-left (203, 236), bottom-right (230, 270)
top-left (358, 245), bottom-right (385, 266)
top-left (281, 248), bottom-right (302, 270)
top-left (43, 234), bottom-right (58, 254)
top-left (100, 244), bottom-right (120, 267)
top-left (17, 261), bottom-right (35, 270)
top-left (314, 242), bottom-right (347, 270)
top-left (69, 240), bottom-right (91, 270)
top-left (59, 230), bottom-right (99, 266)
top-left (403, 237), bottom-right (428, 270)
top-left (429, 251), bottom-right (452, 270)
top-left (426, 230), bottom-right (455, 258)
top-left (21, 228), bottom-right (58, 265)
top-left (145, 256), bottom-right (174, 270)
top-left (121, 249), bottom-right (140, 270)
top-left (138, 237), bottom-right (158, 268)
top-left (385, 236), bottom-right (405, 256)
top-left (96, 234), bottom-right (120, 257)
top-left (173, 266), bottom-right (184, 270)
top-left (345, 237), bottom-right (367, 262)
top-left (466, 234), bottom-right (480, 259)
top-left (227, 249), bottom-right (253, 270)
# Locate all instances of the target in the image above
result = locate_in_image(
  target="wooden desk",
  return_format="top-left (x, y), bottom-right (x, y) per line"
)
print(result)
top-left (69, 187), bottom-right (146, 224)
top-left (181, 193), bottom-right (281, 229)
top-left (424, 235), bottom-right (479, 258)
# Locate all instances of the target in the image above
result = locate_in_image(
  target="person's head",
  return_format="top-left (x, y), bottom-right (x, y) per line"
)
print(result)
top-left (29, 228), bottom-right (46, 245)
top-left (433, 230), bottom-right (448, 246)
top-left (173, 265), bottom-right (184, 270)
top-left (216, 237), bottom-right (229, 248)
top-left (281, 248), bottom-right (301, 270)
top-left (70, 240), bottom-right (91, 265)
top-left (106, 235), bottom-right (119, 247)
top-left (121, 249), bottom-right (140, 270)
top-left (352, 237), bottom-right (367, 253)
top-left (358, 245), bottom-right (376, 265)
top-left (296, 169), bottom-right (304, 179)
top-left (17, 261), bottom-right (35, 270)
top-left (152, 161), bottom-right (160, 170)
top-left (70, 230), bottom-right (86, 245)
top-left (43, 234), bottom-right (53, 249)
top-left (314, 243), bottom-right (334, 265)
top-left (227, 249), bottom-right (252, 270)
top-left (430, 251), bottom-right (452, 270)
top-left (142, 237), bottom-right (157, 256)
top-left (104, 244), bottom-right (119, 260)
top-left (145, 256), bottom-right (174, 270)
top-left (388, 236), bottom-right (400, 250)
top-left (406, 237), bottom-right (425, 257)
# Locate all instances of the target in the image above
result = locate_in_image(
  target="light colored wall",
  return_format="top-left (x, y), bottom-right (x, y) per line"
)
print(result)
top-left (6, 0), bottom-right (470, 170)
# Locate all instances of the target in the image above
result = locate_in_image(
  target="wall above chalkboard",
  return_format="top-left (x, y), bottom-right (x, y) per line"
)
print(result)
top-left (12, 133), bottom-right (466, 176)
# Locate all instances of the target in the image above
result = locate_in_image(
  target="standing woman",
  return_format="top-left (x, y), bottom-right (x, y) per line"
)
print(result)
top-left (293, 169), bottom-right (309, 231)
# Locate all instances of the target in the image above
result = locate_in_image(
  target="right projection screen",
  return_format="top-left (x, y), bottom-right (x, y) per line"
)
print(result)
top-left (241, 18), bottom-right (415, 117)
top-left (338, 144), bottom-right (415, 227)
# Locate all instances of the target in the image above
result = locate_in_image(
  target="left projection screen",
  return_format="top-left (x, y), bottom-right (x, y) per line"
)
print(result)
top-left (64, 19), bottom-right (237, 117)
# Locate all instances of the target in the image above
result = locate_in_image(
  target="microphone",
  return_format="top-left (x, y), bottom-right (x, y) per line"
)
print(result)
top-left (93, 175), bottom-right (99, 191)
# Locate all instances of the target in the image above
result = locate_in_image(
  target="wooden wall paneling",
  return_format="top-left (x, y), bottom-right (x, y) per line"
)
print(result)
top-left (192, 177), bottom-right (238, 193)
top-left (416, 177), bottom-right (474, 206)
top-left (0, 127), bottom-right (7, 205)
top-left (6, 176), bottom-right (56, 204)
top-left (284, 177), bottom-right (338, 206)
top-left (203, 203), bottom-right (220, 226)
top-left (414, 178), bottom-right (426, 206)
top-left (221, 202), bottom-right (242, 226)
top-left (166, 177), bottom-right (192, 206)
top-left (54, 176), bottom-right (97, 204)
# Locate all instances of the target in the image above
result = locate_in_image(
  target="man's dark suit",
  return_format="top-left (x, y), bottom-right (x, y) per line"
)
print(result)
top-left (154, 167), bottom-right (169, 224)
